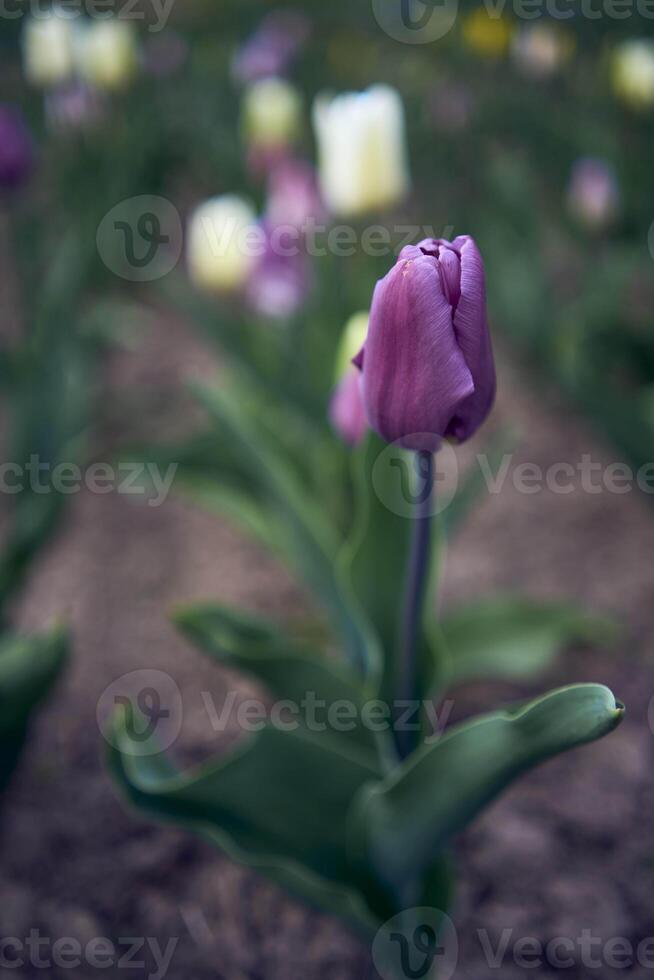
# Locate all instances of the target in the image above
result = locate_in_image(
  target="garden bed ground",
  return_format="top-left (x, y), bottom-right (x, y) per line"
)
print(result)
top-left (1, 309), bottom-right (652, 980)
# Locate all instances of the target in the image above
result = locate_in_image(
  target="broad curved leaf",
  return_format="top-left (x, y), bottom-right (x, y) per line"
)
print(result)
top-left (351, 684), bottom-right (623, 895)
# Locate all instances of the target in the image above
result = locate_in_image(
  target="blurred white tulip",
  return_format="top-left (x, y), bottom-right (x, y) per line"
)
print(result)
top-left (242, 76), bottom-right (303, 150)
top-left (612, 40), bottom-right (654, 110)
top-left (511, 24), bottom-right (573, 79)
top-left (75, 20), bottom-right (138, 91)
top-left (187, 196), bottom-right (259, 293)
top-left (312, 85), bottom-right (410, 216)
top-left (22, 9), bottom-right (76, 87)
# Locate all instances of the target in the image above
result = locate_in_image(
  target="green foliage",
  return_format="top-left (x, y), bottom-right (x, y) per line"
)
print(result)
top-left (111, 679), bottom-right (622, 935)
top-left (0, 627), bottom-right (68, 792)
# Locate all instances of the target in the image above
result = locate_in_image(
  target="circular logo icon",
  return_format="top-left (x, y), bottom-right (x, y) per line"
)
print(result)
top-left (97, 668), bottom-right (183, 756)
top-left (372, 907), bottom-right (458, 980)
top-left (372, 0), bottom-right (459, 44)
top-left (96, 195), bottom-right (182, 282)
top-left (372, 437), bottom-right (459, 519)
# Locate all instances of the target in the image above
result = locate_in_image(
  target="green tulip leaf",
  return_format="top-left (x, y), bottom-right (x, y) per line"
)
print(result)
top-left (0, 626), bottom-right (69, 790)
top-left (109, 705), bottom-right (388, 935)
top-left (352, 684), bottom-right (623, 895)
top-left (193, 380), bottom-right (380, 681)
top-left (441, 598), bottom-right (616, 687)
top-left (173, 601), bottom-right (382, 760)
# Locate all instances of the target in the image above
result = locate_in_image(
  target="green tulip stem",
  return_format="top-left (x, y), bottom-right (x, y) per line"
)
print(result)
top-left (396, 449), bottom-right (434, 761)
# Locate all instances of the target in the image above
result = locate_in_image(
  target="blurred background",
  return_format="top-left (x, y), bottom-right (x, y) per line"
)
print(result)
top-left (1, 1), bottom-right (654, 977)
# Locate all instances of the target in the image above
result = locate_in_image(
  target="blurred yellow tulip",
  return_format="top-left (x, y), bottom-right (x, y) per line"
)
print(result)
top-left (242, 76), bottom-right (303, 150)
top-left (462, 8), bottom-right (514, 59)
top-left (75, 20), bottom-right (139, 91)
top-left (186, 195), bottom-right (259, 293)
top-left (612, 40), bottom-right (654, 110)
top-left (22, 9), bottom-right (76, 87)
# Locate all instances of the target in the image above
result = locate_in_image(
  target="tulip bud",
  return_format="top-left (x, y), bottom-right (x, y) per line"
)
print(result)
top-left (44, 82), bottom-right (105, 133)
top-left (187, 195), bottom-right (259, 293)
top-left (232, 10), bottom-right (310, 85)
top-left (354, 237), bottom-right (495, 452)
top-left (329, 312), bottom-right (369, 446)
top-left (462, 9), bottom-right (513, 59)
top-left (265, 159), bottom-right (324, 230)
top-left (0, 105), bottom-right (34, 190)
top-left (245, 223), bottom-right (311, 320)
top-left (567, 157), bottom-right (620, 231)
top-left (22, 9), bottom-right (76, 88)
top-left (242, 77), bottom-right (303, 153)
top-left (611, 40), bottom-right (654, 110)
top-left (511, 24), bottom-right (574, 78)
top-left (312, 85), bottom-right (410, 216)
top-left (75, 20), bottom-right (138, 91)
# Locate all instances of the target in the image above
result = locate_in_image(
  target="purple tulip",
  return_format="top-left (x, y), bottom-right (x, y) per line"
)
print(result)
top-left (44, 83), bottom-right (106, 134)
top-left (329, 368), bottom-right (367, 446)
top-left (265, 158), bottom-right (325, 230)
top-left (232, 10), bottom-right (310, 85)
top-left (246, 222), bottom-right (311, 320)
top-left (0, 105), bottom-right (34, 190)
top-left (354, 236), bottom-right (495, 451)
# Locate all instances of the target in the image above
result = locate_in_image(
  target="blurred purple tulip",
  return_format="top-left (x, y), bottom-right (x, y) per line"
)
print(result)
top-left (265, 159), bottom-right (325, 229)
top-left (232, 10), bottom-right (310, 85)
top-left (329, 368), bottom-right (367, 446)
top-left (246, 222), bottom-right (311, 320)
top-left (0, 105), bottom-right (34, 190)
top-left (567, 157), bottom-right (620, 230)
top-left (354, 236), bottom-right (495, 451)
top-left (44, 82), bottom-right (106, 133)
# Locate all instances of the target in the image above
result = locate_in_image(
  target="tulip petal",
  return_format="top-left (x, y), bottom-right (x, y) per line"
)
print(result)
top-left (329, 368), bottom-right (368, 446)
top-left (362, 252), bottom-right (475, 451)
top-left (447, 236), bottom-right (496, 441)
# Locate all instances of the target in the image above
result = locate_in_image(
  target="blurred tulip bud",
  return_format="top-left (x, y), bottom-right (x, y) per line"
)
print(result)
top-left (462, 9), bottom-right (514, 59)
top-left (22, 9), bottom-right (76, 87)
top-left (330, 369), bottom-right (367, 447)
top-left (511, 23), bottom-right (574, 78)
top-left (265, 159), bottom-right (324, 230)
top-left (354, 237), bottom-right (495, 452)
top-left (0, 105), bottom-right (34, 189)
top-left (246, 223), bottom-right (311, 320)
top-left (232, 10), bottom-right (310, 85)
top-left (75, 20), bottom-right (138, 91)
top-left (312, 85), bottom-right (410, 216)
top-left (242, 77), bottom-right (303, 152)
top-left (611, 40), bottom-right (654, 110)
top-left (44, 81), bottom-right (106, 133)
top-left (187, 195), bottom-right (259, 293)
top-left (329, 312), bottom-right (369, 446)
top-left (567, 157), bottom-right (620, 230)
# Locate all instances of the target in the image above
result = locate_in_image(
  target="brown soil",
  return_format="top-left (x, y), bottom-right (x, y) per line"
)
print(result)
top-left (1, 310), bottom-right (652, 979)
